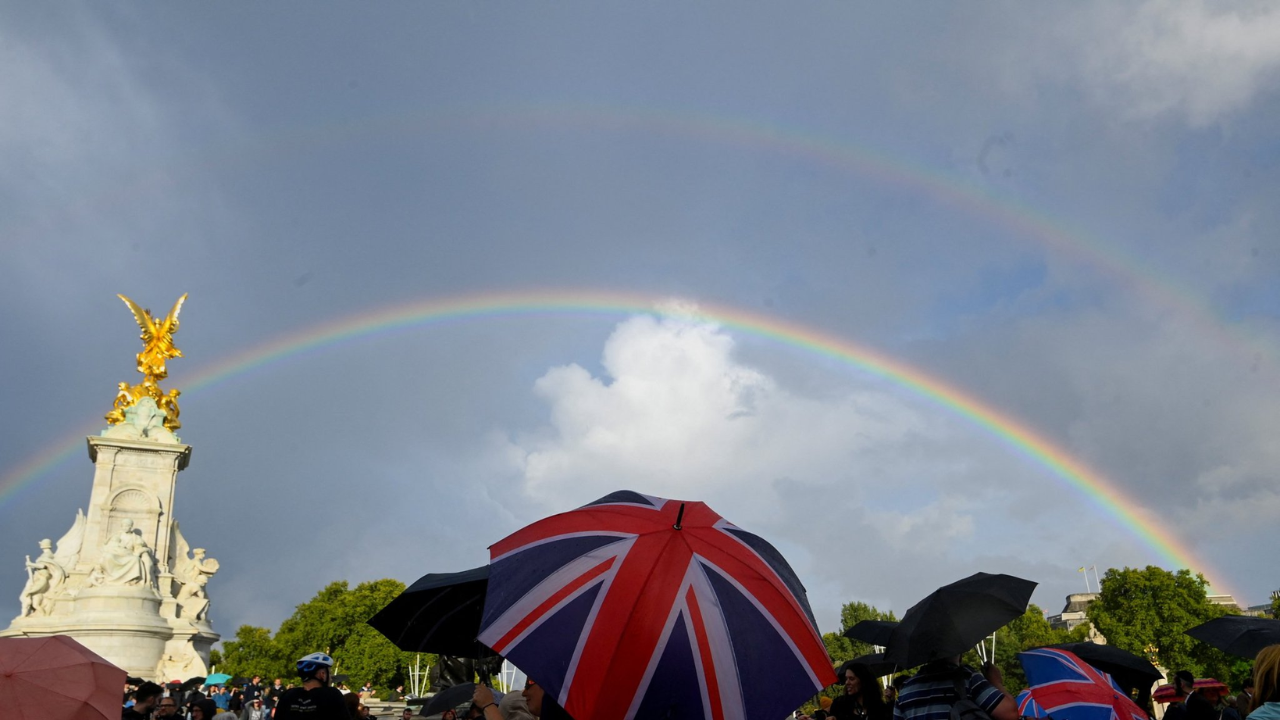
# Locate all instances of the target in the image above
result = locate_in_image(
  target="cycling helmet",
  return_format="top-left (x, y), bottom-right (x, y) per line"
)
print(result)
top-left (296, 652), bottom-right (335, 681)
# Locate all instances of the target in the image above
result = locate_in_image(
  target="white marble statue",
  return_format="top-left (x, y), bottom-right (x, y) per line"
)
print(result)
top-left (175, 547), bottom-right (219, 623)
top-left (19, 540), bottom-right (66, 617)
top-left (101, 397), bottom-right (178, 444)
top-left (92, 519), bottom-right (157, 588)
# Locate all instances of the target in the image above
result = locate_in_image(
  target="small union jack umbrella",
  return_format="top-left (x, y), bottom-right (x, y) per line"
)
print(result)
top-left (1018, 647), bottom-right (1149, 720)
top-left (478, 491), bottom-right (836, 720)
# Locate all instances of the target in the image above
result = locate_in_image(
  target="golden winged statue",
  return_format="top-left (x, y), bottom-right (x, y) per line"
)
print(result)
top-left (105, 293), bottom-right (188, 432)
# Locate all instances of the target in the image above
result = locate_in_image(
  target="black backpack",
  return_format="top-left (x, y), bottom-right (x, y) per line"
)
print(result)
top-left (949, 671), bottom-right (996, 720)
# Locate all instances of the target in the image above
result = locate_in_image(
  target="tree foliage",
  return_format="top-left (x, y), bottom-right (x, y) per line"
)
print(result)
top-left (216, 578), bottom-right (433, 692)
top-left (1087, 566), bottom-right (1243, 685)
top-left (975, 604), bottom-right (1088, 694)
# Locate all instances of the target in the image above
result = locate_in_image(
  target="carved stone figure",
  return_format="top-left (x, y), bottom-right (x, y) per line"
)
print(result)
top-left (92, 519), bottom-right (157, 588)
top-left (102, 397), bottom-right (178, 443)
top-left (175, 548), bottom-right (219, 623)
top-left (18, 540), bottom-right (66, 617)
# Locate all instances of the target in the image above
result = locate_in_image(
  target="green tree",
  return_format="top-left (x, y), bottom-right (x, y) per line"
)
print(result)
top-left (1087, 566), bottom-right (1234, 679)
top-left (839, 601), bottom-right (899, 660)
top-left (981, 604), bottom-right (1087, 694)
top-left (1271, 594), bottom-right (1279, 619)
top-left (272, 579), bottom-right (419, 691)
top-left (219, 625), bottom-right (290, 680)
top-left (215, 578), bottom-right (428, 694)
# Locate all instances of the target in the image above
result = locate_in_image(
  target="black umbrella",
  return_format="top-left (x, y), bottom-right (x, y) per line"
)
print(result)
top-left (838, 652), bottom-right (899, 678)
top-left (885, 572), bottom-right (1037, 669)
top-left (1046, 642), bottom-right (1162, 694)
top-left (331, 674), bottom-right (350, 685)
top-left (180, 677), bottom-right (206, 692)
top-left (843, 620), bottom-right (898, 647)
top-left (369, 565), bottom-right (491, 658)
top-left (417, 683), bottom-right (503, 717)
top-left (1186, 616), bottom-right (1280, 659)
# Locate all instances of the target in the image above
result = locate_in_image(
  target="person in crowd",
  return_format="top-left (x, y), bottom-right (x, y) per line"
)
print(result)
top-left (1248, 646), bottom-right (1280, 720)
top-left (500, 690), bottom-right (536, 720)
top-left (343, 692), bottom-right (361, 719)
top-left (240, 697), bottom-right (267, 720)
top-left (829, 663), bottom-right (891, 720)
top-left (517, 678), bottom-right (573, 720)
top-left (245, 676), bottom-right (263, 703)
top-left (893, 656), bottom-right (1017, 720)
top-left (1241, 678), bottom-right (1257, 718)
top-left (384, 684), bottom-right (405, 702)
top-left (1173, 671), bottom-right (1218, 720)
top-left (811, 696), bottom-right (835, 719)
top-left (441, 709), bottom-right (459, 720)
top-left (213, 685), bottom-right (230, 711)
top-left (356, 703), bottom-right (372, 718)
top-left (267, 678), bottom-right (286, 708)
top-left (358, 681), bottom-right (374, 698)
top-left (123, 682), bottom-right (164, 720)
top-left (273, 652), bottom-right (352, 720)
top-left (401, 709), bottom-right (414, 720)
top-left (155, 694), bottom-right (181, 719)
top-left (190, 698), bottom-right (220, 720)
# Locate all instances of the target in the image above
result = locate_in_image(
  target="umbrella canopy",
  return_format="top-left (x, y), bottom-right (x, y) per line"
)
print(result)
top-left (1152, 679), bottom-right (1228, 704)
top-left (417, 683), bottom-right (503, 717)
top-left (838, 653), bottom-right (898, 679)
top-left (181, 677), bottom-right (207, 692)
top-left (1018, 647), bottom-right (1148, 720)
top-left (1045, 643), bottom-right (1163, 695)
top-left (477, 490), bottom-right (836, 720)
top-left (1016, 689), bottom-right (1049, 718)
top-left (843, 620), bottom-right (898, 648)
top-left (0, 635), bottom-right (127, 720)
top-left (885, 572), bottom-right (1036, 668)
top-left (368, 565), bottom-right (492, 657)
top-left (1185, 616), bottom-right (1280, 659)
top-left (204, 673), bottom-right (232, 686)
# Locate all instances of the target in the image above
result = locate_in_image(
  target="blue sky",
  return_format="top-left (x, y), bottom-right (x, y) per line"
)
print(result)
top-left (2, 1), bottom-right (1279, 639)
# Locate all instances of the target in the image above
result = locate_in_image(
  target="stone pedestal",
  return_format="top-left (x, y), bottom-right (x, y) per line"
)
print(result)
top-left (1, 434), bottom-right (220, 681)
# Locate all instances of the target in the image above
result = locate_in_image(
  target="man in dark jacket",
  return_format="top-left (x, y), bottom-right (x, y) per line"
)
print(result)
top-left (123, 682), bottom-right (164, 720)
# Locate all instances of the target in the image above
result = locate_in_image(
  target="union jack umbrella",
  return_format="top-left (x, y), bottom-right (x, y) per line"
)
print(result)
top-left (477, 491), bottom-right (836, 720)
top-left (1017, 647), bottom-right (1149, 720)
top-left (1015, 689), bottom-right (1048, 718)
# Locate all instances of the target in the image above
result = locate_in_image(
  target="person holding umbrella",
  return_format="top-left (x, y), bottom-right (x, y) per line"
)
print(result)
top-left (893, 656), bottom-right (1017, 720)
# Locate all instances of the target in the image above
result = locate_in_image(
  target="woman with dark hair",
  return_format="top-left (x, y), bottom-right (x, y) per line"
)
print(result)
top-left (830, 663), bottom-right (891, 720)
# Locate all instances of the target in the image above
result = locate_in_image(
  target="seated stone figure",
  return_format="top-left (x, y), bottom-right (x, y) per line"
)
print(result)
top-left (102, 396), bottom-right (178, 443)
top-left (93, 519), bottom-right (157, 588)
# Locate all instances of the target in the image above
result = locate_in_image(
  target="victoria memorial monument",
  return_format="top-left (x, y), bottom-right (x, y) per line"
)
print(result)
top-left (1, 293), bottom-right (221, 680)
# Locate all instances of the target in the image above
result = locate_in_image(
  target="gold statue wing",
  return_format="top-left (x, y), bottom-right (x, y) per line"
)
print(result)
top-left (158, 293), bottom-right (188, 337)
top-left (118, 294), bottom-right (156, 344)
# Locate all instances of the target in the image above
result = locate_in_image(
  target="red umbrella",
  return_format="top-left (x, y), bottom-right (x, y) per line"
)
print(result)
top-left (0, 635), bottom-right (127, 720)
top-left (477, 490), bottom-right (836, 720)
top-left (1152, 679), bottom-right (1229, 704)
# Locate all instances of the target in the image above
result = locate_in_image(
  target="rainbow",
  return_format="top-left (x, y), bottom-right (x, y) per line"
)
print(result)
top-left (0, 289), bottom-right (1228, 596)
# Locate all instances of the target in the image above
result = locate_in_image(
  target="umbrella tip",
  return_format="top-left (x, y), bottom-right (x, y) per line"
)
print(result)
top-left (674, 503), bottom-right (686, 530)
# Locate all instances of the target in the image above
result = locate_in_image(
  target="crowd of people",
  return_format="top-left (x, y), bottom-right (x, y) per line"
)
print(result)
top-left (119, 644), bottom-right (1280, 720)
top-left (802, 645), bottom-right (1280, 720)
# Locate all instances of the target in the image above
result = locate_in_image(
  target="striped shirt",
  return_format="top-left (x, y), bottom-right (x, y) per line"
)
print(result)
top-left (893, 664), bottom-right (1004, 720)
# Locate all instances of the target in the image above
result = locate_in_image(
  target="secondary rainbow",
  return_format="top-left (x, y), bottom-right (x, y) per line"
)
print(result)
top-left (0, 289), bottom-right (1226, 595)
